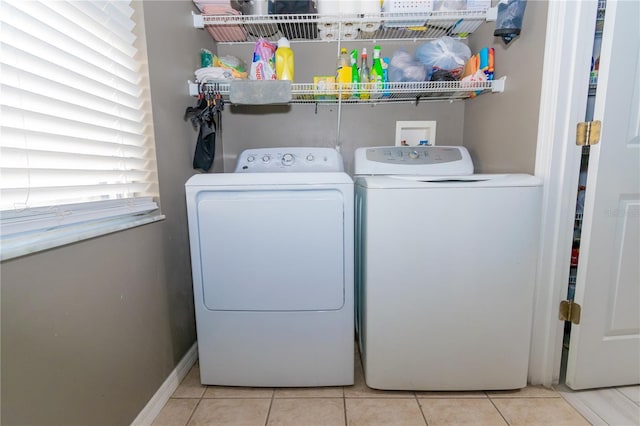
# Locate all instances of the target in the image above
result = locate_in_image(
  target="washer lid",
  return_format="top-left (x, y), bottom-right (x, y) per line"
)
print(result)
top-left (355, 174), bottom-right (542, 189)
top-left (354, 146), bottom-right (474, 176)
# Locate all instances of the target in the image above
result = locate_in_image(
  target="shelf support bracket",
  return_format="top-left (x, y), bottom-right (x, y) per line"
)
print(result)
top-left (188, 80), bottom-right (199, 97)
top-left (492, 76), bottom-right (506, 93)
top-left (193, 12), bottom-right (204, 29)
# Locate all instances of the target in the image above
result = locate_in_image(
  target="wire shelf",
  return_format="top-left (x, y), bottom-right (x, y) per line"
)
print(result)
top-left (190, 78), bottom-right (505, 105)
top-left (194, 10), bottom-right (491, 43)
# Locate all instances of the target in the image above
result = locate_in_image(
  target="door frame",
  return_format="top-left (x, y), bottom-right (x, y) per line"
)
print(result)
top-left (528, 0), bottom-right (599, 386)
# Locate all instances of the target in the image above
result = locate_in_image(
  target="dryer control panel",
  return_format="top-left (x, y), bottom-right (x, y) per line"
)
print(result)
top-left (235, 147), bottom-right (345, 173)
top-left (354, 146), bottom-right (474, 176)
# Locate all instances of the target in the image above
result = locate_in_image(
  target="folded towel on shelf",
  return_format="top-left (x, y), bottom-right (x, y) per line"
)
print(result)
top-left (193, 0), bottom-right (236, 12)
top-left (195, 67), bottom-right (233, 82)
top-left (202, 5), bottom-right (247, 42)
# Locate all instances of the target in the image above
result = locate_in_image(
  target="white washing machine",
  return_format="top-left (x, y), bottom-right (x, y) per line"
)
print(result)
top-left (354, 146), bottom-right (542, 391)
top-left (185, 147), bottom-right (354, 387)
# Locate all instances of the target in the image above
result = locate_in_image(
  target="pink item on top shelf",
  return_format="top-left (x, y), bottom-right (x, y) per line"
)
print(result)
top-left (193, 0), bottom-right (236, 12)
top-left (201, 5), bottom-right (247, 42)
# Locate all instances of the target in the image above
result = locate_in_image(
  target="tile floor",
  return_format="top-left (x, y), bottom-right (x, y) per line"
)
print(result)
top-left (152, 351), bottom-right (594, 426)
top-left (557, 384), bottom-right (640, 426)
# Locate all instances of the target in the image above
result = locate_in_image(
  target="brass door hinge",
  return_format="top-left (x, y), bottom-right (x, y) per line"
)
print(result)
top-left (559, 300), bottom-right (582, 324)
top-left (576, 120), bottom-right (601, 146)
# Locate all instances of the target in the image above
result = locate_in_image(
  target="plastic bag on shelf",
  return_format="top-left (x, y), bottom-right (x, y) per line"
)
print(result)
top-left (388, 50), bottom-right (427, 82)
top-left (214, 55), bottom-right (248, 79)
top-left (415, 36), bottom-right (472, 79)
top-left (249, 38), bottom-right (277, 80)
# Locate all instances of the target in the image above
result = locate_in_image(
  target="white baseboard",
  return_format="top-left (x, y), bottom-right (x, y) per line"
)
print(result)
top-left (131, 342), bottom-right (198, 426)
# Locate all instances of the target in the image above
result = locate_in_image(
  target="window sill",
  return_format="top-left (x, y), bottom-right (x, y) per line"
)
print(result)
top-left (1, 213), bottom-right (166, 261)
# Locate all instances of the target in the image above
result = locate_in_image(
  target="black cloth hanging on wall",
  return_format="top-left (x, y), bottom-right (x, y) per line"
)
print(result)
top-left (193, 117), bottom-right (216, 172)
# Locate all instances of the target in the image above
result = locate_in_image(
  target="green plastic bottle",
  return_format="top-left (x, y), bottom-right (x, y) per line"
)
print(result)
top-left (350, 49), bottom-right (360, 99)
top-left (370, 45), bottom-right (384, 99)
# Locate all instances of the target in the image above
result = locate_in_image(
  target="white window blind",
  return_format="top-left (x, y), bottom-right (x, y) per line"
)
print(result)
top-left (0, 0), bottom-right (161, 256)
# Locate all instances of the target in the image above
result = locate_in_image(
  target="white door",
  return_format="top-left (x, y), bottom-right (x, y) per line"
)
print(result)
top-left (565, 0), bottom-right (640, 390)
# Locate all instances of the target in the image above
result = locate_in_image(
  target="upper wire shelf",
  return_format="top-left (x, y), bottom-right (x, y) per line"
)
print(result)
top-left (193, 9), bottom-right (495, 43)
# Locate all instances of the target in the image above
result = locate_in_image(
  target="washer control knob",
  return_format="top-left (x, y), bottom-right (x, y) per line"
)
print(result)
top-left (282, 153), bottom-right (295, 166)
top-left (247, 155), bottom-right (255, 163)
top-left (306, 154), bottom-right (315, 162)
top-left (262, 155), bottom-right (271, 163)
top-left (409, 150), bottom-right (419, 159)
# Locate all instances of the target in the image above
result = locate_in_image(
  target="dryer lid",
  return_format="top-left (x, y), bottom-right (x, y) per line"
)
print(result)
top-left (185, 172), bottom-right (352, 187)
top-left (354, 146), bottom-right (473, 176)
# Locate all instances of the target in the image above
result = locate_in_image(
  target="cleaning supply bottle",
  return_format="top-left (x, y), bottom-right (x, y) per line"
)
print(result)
top-left (382, 57), bottom-right (390, 97)
top-left (359, 48), bottom-right (371, 100)
top-left (336, 47), bottom-right (351, 99)
top-left (370, 45), bottom-right (384, 99)
top-left (275, 37), bottom-right (294, 81)
top-left (350, 49), bottom-right (360, 99)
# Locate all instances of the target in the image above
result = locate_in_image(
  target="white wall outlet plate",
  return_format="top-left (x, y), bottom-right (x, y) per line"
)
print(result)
top-left (395, 121), bottom-right (437, 146)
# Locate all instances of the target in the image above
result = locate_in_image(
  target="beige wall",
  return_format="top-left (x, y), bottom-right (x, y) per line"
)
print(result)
top-left (2, 224), bottom-right (184, 425)
top-left (218, 41), bottom-right (466, 173)
top-left (0, 1), bottom-right (210, 424)
top-left (464, 0), bottom-right (548, 173)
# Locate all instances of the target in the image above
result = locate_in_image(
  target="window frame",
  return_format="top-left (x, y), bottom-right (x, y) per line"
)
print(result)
top-left (0, 0), bottom-right (163, 261)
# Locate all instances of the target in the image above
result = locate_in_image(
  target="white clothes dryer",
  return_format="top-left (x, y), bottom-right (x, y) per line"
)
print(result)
top-left (186, 147), bottom-right (354, 387)
top-left (354, 146), bottom-right (542, 391)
